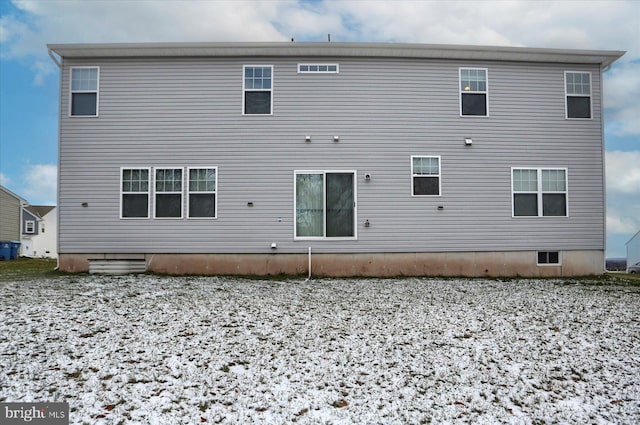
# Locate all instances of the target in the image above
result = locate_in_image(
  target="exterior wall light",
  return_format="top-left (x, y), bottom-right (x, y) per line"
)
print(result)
top-left (464, 137), bottom-right (473, 146)
top-left (305, 135), bottom-right (311, 142)
top-left (333, 135), bottom-right (340, 142)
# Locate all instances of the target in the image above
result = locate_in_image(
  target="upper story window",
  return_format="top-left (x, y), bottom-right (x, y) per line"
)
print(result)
top-left (411, 156), bottom-right (441, 196)
top-left (25, 220), bottom-right (35, 233)
top-left (243, 65), bottom-right (272, 115)
top-left (121, 168), bottom-right (150, 219)
top-left (512, 168), bottom-right (568, 217)
top-left (70, 67), bottom-right (99, 116)
top-left (154, 168), bottom-right (183, 219)
top-left (298, 64), bottom-right (339, 73)
top-left (460, 68), bottom-right (488, 116)
top-left (565, 71), bottom-right (592, 119)
top-left (188, 167), bottom-right (217, 218)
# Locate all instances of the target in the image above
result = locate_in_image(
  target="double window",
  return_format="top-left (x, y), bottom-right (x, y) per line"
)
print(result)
top-left (460, 68), bottom-right (488, 116)
top-left (243, 65), bottom-right (272, 115)
top-left (565, 71), bottom-right (592, 119)
top-left (121, 167), bottom-right (217, 219)
top-left (295, 171), bottom-right (356, 239)
top-left (512, 168), bottom-right (567, 217)
top-left (411, 156), bottom-right (441, 196)
top-left (70, 67), bottom-right (99, 116)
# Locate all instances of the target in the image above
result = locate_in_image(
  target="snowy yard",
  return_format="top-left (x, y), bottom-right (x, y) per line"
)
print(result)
top-left (1, 275), bottom-right (639, 424)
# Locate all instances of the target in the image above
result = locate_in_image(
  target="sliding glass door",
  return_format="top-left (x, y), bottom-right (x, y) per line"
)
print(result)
top-left (295, 171), bottom-right (356, 239)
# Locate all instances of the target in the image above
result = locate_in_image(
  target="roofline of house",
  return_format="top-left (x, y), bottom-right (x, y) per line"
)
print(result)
top-left (47, 42), bottom-right (625, 68)
top-left (0, 185), bottom-right (29, 205)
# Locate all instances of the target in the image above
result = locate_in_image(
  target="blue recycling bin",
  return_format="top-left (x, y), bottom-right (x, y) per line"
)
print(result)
top-left (0, 241), bottom-right (11, 260)
top-left (10, 241), bottom-right (21, 259)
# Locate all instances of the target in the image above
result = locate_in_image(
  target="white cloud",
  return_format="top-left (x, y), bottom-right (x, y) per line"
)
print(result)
top-left (0, 172), bottom-right (10, 186)
top-left (22, 163), bottom-right (56, 205)
top-left (604, 62), bottom-right (640, 136)
top-left (607, 212), bottom-right (639, 235)
top-left (606, 151), bottom-right (640, 194)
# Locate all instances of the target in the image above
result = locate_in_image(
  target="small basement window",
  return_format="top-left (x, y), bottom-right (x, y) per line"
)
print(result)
top-left (538, 251), bottom-right (560, 265)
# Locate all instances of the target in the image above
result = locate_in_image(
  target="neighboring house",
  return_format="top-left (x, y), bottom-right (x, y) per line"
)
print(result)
top-left (627, 231), bottom-right (640, 272)
top-left (0, 185), bottom-right (28, 242)
top-left (22, 206), bottom-right (58, 259)
top-left (47, 42), bottom-right (624, 277)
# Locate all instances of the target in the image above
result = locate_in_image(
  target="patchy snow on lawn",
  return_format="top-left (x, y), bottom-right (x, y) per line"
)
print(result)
top-left (1, 275), bottom-right (639, 424)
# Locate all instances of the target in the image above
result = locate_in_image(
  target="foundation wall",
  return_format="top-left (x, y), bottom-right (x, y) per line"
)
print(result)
top-left (59, 250), bottom-right (604, 277)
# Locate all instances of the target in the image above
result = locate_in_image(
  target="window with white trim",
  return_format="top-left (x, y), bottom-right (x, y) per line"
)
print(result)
top-left (155, 168), bottom-right (183, 218)
top-left (25, 220), bottom-right (35, 233)
top-left (188, 168), bottom-right (217, 218)
top-left (512, 168), bottom-right (567, 217)
top-left (243, 65), bottom-right (272, 115)
top-left (565, 71), bottom-right (591, 119)
top-left (70, 67), bottom-right (99, 116)
top-left (460, 68), bottom-right (488, 116)
top-left (538, 251), bottom-right (561, 265)
top-left (295, 171), bottom-right (356, 239)
top-left (298, 64), bottom-right (339, 73)
top-left (121, 168), bottom-right (150, 218)
top-left (412, 156), bottom-right (441, 196)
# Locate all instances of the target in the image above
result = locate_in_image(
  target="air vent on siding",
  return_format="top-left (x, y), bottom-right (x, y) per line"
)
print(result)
top-left (89, 259), bottom-right (147, 275)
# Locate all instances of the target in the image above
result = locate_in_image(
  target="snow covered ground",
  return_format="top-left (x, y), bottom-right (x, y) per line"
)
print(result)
top-left (1, 275), bottom-right (639, 424)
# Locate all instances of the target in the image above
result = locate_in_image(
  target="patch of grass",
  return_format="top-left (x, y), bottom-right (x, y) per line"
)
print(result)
top-left (0, 257), bottom-right (59, 282)
top-left (605, 272), bottom-right (640, 286)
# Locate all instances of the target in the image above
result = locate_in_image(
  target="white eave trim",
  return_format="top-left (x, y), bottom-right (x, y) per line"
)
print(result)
top-left (46, 42), bottom-right (625, 68)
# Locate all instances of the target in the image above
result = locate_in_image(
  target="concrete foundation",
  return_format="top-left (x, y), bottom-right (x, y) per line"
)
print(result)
top-left (59, 250), bottom-right (604, 277)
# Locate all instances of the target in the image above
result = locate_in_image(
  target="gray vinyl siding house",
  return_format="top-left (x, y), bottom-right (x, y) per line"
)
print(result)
top-left (48, 42), bottom-right (624, 276)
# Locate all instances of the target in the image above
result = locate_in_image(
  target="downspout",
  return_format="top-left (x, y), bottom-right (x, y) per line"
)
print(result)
top-left (600, 63), bottom-right (609, 273)
top-left (48, 47), bottom-right (62, 271)
top-left (304, 247), bottom-right (312, 281)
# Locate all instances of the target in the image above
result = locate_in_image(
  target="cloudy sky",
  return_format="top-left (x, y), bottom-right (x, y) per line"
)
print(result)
top-left (0, 0), bottom-right (638, 258)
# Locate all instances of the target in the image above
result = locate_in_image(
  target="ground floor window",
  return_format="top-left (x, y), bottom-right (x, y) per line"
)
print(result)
top-left (121, 166), bottom-right (216, 219)
top-left (188, 167), bottom-right (217, 218)
top-left (121, 168), bottom-right (150, 218)
top-left (295, 171), bottom-right (356, 239)
top-left (155, 168), bottom-right (183, 218)
top-left (411, 156), bottom-right (441, 196)
top-left (512, 168), bottom-right (567, 217)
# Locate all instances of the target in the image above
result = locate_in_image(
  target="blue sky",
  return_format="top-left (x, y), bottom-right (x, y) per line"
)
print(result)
top-left (0, 0), bottom-right (638, 258)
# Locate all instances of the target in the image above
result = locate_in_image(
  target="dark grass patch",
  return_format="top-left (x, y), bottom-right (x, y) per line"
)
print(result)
top-left (0, 257), bottom-right (59, 282)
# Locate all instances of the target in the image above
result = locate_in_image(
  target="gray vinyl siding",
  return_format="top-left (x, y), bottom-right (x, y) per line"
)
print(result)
top-left (57, 56), bottom-right (604, 254)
